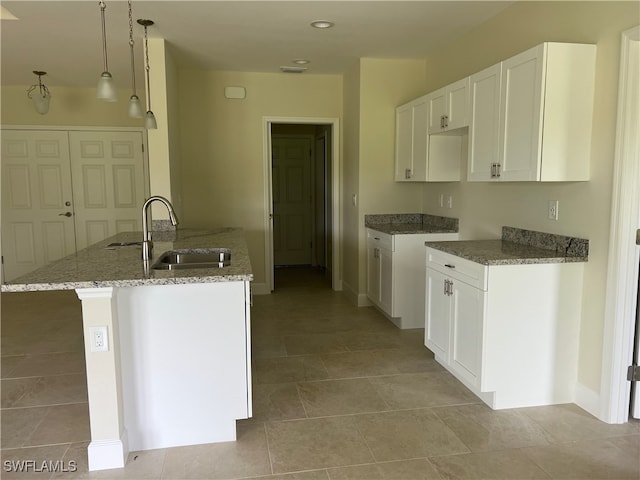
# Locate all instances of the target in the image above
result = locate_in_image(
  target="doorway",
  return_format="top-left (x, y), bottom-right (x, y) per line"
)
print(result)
top-left (262, 117), bottom-right (340, 293)
top-left (1, 128), bottom-right (148, 282)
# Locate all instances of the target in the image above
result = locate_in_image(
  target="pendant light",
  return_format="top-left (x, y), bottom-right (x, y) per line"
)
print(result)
top-left (27, 71), bottom-right (51, 115)
top-left (138, 19), bottom-right (157, 130)
top-left (96, 0), bottom-right (118, 101)
top-left (127, 0), bottom-right (143, 117)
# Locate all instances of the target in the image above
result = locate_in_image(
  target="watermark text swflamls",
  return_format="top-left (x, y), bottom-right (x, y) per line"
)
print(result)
top-left (3, 460), bottom-right (78, 473)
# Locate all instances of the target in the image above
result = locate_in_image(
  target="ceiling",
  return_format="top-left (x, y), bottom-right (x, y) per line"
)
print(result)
top-left (1, 1), bottom-right (513, 88)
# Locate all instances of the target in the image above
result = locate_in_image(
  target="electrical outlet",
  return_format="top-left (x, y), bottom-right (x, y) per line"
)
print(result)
top-left (90, 326), bottom-right (109, 352)
top-left (439, 194), bottom-right (444, 208)
top-left (548, 200), bottom-right (559, 220)
top-left (446, 195), bottom-right (453, 209)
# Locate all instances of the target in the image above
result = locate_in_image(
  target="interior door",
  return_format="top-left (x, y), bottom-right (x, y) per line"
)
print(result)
top-left (69, 131), bottom-right (146, 250)
top-left (272, 136), bottom-right (312, 266)
top-left (314, 134), bottom-right (327, 268)
top-left (1, 130), bottom-right (76, 281)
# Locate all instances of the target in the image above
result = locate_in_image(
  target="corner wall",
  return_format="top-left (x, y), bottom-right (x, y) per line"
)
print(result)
top-left (418, 1), bottom-right (640, 401)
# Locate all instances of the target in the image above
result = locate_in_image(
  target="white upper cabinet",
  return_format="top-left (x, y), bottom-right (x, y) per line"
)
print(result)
top-left (394, 95), bottom-right (429, 182)
top-left (468, 64), bottom-right (502, 181)
top-left (468, 42), bottom-right (596, 182)
top-left (428, 77), bottom-right (470, 134)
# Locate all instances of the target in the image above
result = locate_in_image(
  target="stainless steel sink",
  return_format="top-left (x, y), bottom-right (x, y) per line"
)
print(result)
top-left (152, 248), bottom-right (231, 270)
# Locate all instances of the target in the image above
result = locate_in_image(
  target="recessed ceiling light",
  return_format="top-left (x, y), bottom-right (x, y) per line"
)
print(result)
top-left (293, 59), bottom-right (310, 65)
top-left (310, 20), bottom-right (334, 29)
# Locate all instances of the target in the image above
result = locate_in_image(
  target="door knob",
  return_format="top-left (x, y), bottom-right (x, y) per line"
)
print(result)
top-left (59, 212), bottom-right (73, 217)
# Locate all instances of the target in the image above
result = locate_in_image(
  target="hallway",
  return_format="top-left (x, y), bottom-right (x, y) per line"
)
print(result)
top-left (1, 268), bottom-right (639, 479)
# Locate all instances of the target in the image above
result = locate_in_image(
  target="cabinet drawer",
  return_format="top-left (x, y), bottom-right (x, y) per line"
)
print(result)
top-left (426, 248), bottom-right (487, 290)
top-left (367, 229), bottom-right (393, 251)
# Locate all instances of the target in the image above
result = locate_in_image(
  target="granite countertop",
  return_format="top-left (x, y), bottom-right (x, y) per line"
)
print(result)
top-left (1, 228), bottom-right (253, 293)
top-left (425, 226), bottom-right (589, 266)
top-left (365, 213), bottom-right (459, 235)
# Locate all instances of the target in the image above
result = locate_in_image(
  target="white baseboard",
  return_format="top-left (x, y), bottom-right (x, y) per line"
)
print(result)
top-left (87, 431), bottom-right (129, 471)
top-left (574, 382), bottom-right (601, 420)
top-left (342, 281), bottom-right (372, 307)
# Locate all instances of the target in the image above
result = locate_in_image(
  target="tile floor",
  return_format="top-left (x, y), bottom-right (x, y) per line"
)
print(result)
top-left (1, 267), bottom-right (639, 479)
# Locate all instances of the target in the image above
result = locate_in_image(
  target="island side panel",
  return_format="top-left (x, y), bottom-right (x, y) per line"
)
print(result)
top-left (117, 282), bottom-right (250, 451)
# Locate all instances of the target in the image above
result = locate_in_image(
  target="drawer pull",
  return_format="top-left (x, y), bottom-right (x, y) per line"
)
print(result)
top-left (444, 264), bottom-right (456, 269)
top-left (374, 237), bottom-right (380, 241)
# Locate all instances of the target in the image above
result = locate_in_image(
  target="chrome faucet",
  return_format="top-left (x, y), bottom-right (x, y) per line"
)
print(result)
top-left (142, 196), bottom-right (178, 262)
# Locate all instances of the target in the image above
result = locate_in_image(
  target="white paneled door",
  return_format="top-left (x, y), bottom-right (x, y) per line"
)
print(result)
top-left (1, 129), bottom-right (146, 281)
top-left (1, 130), bottom-right (77, 281)
top-left (69, 131), bottom-right (145, 250)
top-left (272, 136), bottom-right (312, 266)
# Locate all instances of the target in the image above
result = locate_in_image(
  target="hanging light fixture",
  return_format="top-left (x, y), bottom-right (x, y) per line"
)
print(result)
top-left (27, 71), bottom-right (51, 115)
top-left (96, 0), bottom-right (117, 102)
top-left (137, 19), bottom-right (157, 129)
top-left (127, 1), bottom-right (143, 117)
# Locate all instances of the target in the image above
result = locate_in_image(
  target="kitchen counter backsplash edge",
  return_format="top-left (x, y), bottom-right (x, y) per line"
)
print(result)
top-left (365, 213), bottom-right (459, 233)
top-left (502, 226), bottom-right (589, 258)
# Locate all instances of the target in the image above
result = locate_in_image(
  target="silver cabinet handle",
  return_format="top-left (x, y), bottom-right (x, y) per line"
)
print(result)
top-left (443, 115), bottom-right (449, 128)
top-left (405, 168), bottom-right (412, 179)
top-left (58, 212), bottom-right (73, 217)
top-left (496, 163), bottom-right (501, 178)
top-left (444, 264), bottom-right (455, 269)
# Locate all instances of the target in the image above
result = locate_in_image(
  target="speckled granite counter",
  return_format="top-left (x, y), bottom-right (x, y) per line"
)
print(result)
top-left (1, 228), bottom-right (253, 292)
top-left (425, 226), bottom-right (589, 265)
top-left (365, 213), bottom-right (458, 235)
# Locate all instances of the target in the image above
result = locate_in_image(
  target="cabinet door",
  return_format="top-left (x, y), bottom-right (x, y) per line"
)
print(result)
top-left (366, 244), bottom-right (381, 306)
top-left (410, 97), bottom-right (429, 182)
top-left (379, 247), bottom-right (393, 315)
top-left (395, 103), bottom-right (413, 181)
top-left (425, 268), bottom-right (450, 360)
top-left (468, 64), bottom-right (502, 182)
top-left (450, 279), bottom-right (484, 388)
top-left (446, 77), bottom-right (470, 130)
top-left (428, 88), bottom-right (447, 134)
top-left (499, 44), bottom-right (544, 181)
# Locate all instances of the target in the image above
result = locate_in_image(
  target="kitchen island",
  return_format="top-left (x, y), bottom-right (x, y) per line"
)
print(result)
top-left (1, 228), bottom-right (253, 471)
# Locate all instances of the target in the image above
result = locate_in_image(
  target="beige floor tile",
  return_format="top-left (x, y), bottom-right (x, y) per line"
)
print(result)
top-left (520, 404), bottom-right (640, 443)
top-left (2, 374), bottom-right (88, 408)
top-left (25, 403), bottom-right (90, 447)
top-left (252, 383), bottom-right (307, 421)
top-left (6, 352), bottom-right (86, 379)
top-left (353, 409), bottom-right (470, 461)
top-left (429, 448), bottom-right (551, 479)
top-left (283, 334), bottom-right (349, 356)
top-left (340, 332), bottom-right (407, 352)
top-left (369, 372), bottom-right (478, 409)
top-left (433, 404), bottom-right (551, 452)
top-left (607, 434), bottom-right (640, 457)
top-left (297, 378), bottom-right (389, 417)
top-left (327, 458), bottom-right (442, 479)
top-left (253, 356), bottom-right (328, 384)
top-left (1, 444), bottom-right (71, 479)
top-left (266, 416), bottom-right (374, 474)
top-left (51, 442), bottom-right (166, 479)
top-left (161, 422), bottom-right (271, 479)
top-left (1, 355), bottom-right (26, 378)
top-left (522, 437), bottom-right (640, 479)
top-left (320, 351), bottom-right (400, 379)
top-left (252, 335), bottom-right (288, 359)
top-left (0, 406), bottom-right (49, 449)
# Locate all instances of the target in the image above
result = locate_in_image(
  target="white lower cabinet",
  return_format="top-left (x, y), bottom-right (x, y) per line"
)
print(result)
top-left (367, 229), bottom-right (459, 329)
top-left (425, 247), bottom-right (584, 409)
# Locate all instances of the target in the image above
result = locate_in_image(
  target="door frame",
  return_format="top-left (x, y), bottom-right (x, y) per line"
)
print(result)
top-left (1, 125), bottom-right (150, 282)
top-left (601, 25), bottom-right (640, 423)
top-left (262, 116), bottom-right (340, 293)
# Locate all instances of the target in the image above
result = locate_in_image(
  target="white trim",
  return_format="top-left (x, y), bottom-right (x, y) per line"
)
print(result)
top-left (262, 116), bottom-right (341, 293)
top-left (87, 434), bottom-right (129, 471)
top-left (574, 382), bottom-right (601, 419)
top-left (601, 25), bottom-right (640, 424)
top-left (1, 124), bottom-right (146, 133)
top-left (342, 280), bottom-right (372, 307)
